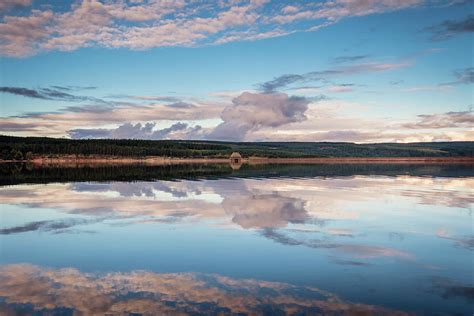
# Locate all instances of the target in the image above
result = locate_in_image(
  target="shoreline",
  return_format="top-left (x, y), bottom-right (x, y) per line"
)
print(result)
top-left (1, 156), bottom-right (473, 166)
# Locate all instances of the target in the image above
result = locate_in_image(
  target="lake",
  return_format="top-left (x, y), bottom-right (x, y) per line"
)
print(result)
top-left (0, 163), bottom-right (473, 315)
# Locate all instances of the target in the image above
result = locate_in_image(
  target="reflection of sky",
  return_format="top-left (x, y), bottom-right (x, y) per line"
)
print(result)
top-left (0, 263), bottom-right (416, 315)
top-left (0, 175), bottom-right (473, 314)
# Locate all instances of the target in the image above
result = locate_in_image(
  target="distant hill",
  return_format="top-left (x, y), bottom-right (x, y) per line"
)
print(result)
top-left (0, 135), bottom-right (473, 160)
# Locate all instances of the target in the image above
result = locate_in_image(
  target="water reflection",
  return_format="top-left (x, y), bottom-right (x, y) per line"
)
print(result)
top-left (0, 264), bottom-right (412, 315)
top-left (0, 164), bottom-right (472, 315)
top-left (2, 162), bottom-right (473, 186)
top-left (1, 176), bottom-right (473, 260)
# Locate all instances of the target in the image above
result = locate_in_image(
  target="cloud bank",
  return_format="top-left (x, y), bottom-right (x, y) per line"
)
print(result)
top-left (69, 122), bottom-right (204, 140)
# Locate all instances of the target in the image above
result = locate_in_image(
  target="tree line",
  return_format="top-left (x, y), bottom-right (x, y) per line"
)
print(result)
top-left (1, 135), bottom-right (473, 160)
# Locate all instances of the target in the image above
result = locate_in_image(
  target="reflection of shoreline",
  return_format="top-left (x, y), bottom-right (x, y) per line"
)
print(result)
top-left (2, 162), bottom-right (473, 186)
top-left (0, 264), bottom-right (412, 315)
top-left (1, 156), bottom-right (473, 166)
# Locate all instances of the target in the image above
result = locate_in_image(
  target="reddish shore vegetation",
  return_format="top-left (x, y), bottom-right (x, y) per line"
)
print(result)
top-left (2, 155), bottom-right (471, 166)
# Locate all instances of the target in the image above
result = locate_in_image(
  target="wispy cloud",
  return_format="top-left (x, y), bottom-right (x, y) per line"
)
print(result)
top-left (259, 59), bottom-right (411, 92)
top-left (50, 85), bottom-right (97, 91)
top-left (390, 80), bottom-right (405, 85)
top-left (108, 94), bottom-right (181, 103)
top-left (426, 14), bottom-right (474, 40)
top-left (403, 111), bottom-right (474, 129)
top-left (451, 67), bottom-right (474, 85)
top-left (0, 86), bottom-right (108, 104)
top-left (331, 54), bottom-right (370, 64)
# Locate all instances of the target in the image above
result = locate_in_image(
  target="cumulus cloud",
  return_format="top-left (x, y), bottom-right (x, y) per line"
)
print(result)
top-left (426, 14), bottom-right (474, 40)
top-left (0, 0), bottom-right (427, 57)
top-left (69, 121), bottom-right (204, 140)
top-left (208, 92), bottom-right (310, 141)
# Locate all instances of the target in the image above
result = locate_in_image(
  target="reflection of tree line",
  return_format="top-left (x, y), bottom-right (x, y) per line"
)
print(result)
top-left (0, 163), bottom-right (232, 186)
top-left (1, 163), bottom-right (473, 186)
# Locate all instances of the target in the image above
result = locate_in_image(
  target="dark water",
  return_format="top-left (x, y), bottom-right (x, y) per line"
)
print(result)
top-left (0, 163), bottom-right (473, 315)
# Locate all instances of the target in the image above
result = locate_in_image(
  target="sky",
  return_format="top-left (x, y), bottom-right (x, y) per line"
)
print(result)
top-left (0, 0), bottom-right (472, 143)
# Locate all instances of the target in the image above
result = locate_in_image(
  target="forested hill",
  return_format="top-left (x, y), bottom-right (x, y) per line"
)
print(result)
top-left (0, 135), bottom-right (473, 160)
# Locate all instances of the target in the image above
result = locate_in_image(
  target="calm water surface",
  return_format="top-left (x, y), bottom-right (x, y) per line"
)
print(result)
top-left (0, 164), bottom-right (473, 315)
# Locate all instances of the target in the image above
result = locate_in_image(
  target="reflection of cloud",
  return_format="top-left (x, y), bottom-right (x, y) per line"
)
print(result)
top-left (436, 228), bottom-right (474, 250)
top-left (0, 264), bottom-right (412, 315)
top-left (331, 257), bottom-right (372, 267)
top-left (0, 217), bottom-right (106, 235)
top-left (261, 228), bottom-right (333, 247)
top-left (1, 176), bottom-right (472, 265)
top-left (337, 244), bottom-right (414, 260)
top-left (261, 228), bottom-right (414, 260)
top-left (222, 193), bottom-right (309, 229)
top-left (429, 277), bottom-right (474, 303)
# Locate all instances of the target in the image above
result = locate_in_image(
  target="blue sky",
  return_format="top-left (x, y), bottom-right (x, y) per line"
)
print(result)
top-left (0, 0), bottom-right (472, 142)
